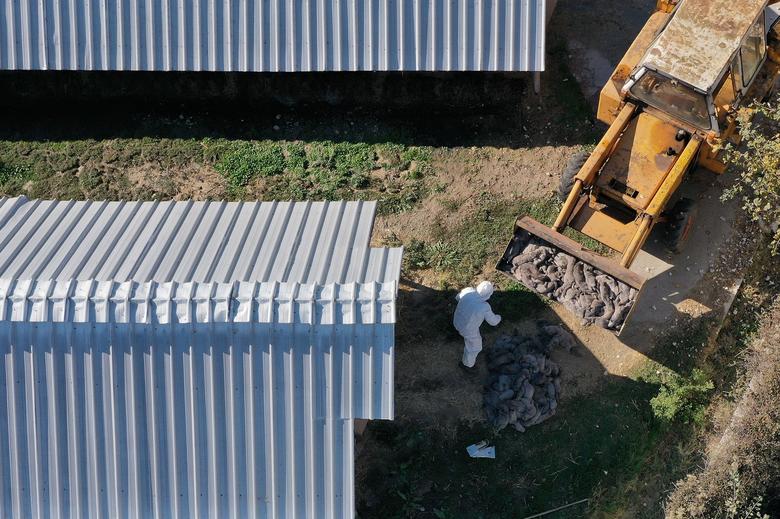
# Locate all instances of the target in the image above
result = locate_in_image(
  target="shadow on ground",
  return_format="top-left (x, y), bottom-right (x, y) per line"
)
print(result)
top-left (0, 37), bottom-right (598, 150)
top-left (355, 277), bottom-right (687, 519)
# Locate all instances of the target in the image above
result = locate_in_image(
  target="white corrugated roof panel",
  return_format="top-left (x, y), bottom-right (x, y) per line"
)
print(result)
top-left (0, 197), bottom-right (402, 519)
top-left (0, 197), bottom-right (401, 285)
top-left (0, 0), bottom-right (547, 73)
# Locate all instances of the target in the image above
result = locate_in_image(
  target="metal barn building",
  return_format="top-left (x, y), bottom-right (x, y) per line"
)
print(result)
top-left (0, 196), bottom-right (402, 519)
top-left (0, 0), bottom-right (548, 72)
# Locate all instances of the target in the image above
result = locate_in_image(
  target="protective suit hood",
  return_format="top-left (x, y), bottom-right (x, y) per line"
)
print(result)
top-left (476, 281), bottom-right (494, 301)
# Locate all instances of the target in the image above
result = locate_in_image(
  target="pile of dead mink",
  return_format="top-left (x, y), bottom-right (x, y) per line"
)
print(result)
top-left (483, 324), bottom-right (576, 432)
top-left (510, 238), bottom-right (638, 331)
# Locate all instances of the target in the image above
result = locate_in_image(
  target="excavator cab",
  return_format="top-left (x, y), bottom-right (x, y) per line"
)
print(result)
top-left (499, 0), bottom-right (780, 333)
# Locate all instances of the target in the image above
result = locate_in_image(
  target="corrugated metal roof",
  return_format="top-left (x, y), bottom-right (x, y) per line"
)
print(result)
top-left (0, 197), bottom-right (402, 285)
top-left (641, 0), bottom-right (767, 92)
top-left (0, 280), bottom-right (395, 519)
top-left (0, 0), bottom-right (547, 73)
top-left (0, 197), bottom-right (402, 519)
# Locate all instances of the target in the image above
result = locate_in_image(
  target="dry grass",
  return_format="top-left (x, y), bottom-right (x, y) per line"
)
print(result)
top-left (665, 301), bottom-right (780, 518)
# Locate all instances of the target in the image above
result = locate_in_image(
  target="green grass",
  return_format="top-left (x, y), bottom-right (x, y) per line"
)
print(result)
top-left (361, 378), bottom-right (665, 519)
top-left (213, 140), bottom-right (433, 203)
top-left (0, 161), bottom-right (34, 192)
top-left (0, 139), bottom-right (434, 212)
top-left (215, 141), bottom-right (286, 187)
top-left (362, 318), bottom-right (721, 519)
top-left (402, 194), bottom-right (611, 287)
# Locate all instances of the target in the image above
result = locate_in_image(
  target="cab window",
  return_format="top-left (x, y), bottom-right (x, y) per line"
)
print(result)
top-left (740, 17), bottom-right (766, 85)
top-left (732, 55), bottom-right (743, 92)
top-left (629, 71), bottom-right (711, 129)
top-left (713, 71), bottom-right (737, 125)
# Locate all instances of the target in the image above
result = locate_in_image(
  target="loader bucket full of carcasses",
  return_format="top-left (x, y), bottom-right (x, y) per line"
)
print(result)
top-left (497, 217), bottom-right (645, 335)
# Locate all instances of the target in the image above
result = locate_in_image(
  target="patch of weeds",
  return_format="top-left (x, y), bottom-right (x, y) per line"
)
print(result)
top-left (649, 368), bottom-right (714, 425)
top-left (376, 143), bottom-right (408, 171)
top-left (308, 141), bottom-right (374, 178)
top-left (403, 239), bottom-right (430, 270)
top-left (381, 232), bottom-right (403, 248)
top-left (0, 161), bottom-right (33, 194)
top-left (401, 146), bottom-right (434, 177)
top-left (78, 168), bottom-right (104, 194)
top-left (215, 141), bottom-right (286, 188)
top-left (423, 241), bottom-right (461, 270)
top-left (0, 138), bottom-right (433, 212)
top-left (359, 378), bottom-right (664, 519)
top-left (377, 144), bottom-right (433, 176)
top-left (284, 142), bottom-right (307, 174)
top-left (432, 182), bottom-right (447, 194)
top-left (439, 199), bottom-right (461, 212)
top-left (378, 180), bottom-right (428, 215)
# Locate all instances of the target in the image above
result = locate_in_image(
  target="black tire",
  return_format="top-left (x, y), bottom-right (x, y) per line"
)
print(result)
top-left (559, 150), bottom-right (589, 202)
top-left (664, 198), bottom-right (698, 253)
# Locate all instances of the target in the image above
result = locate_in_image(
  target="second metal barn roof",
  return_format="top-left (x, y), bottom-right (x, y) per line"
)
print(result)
top-left (0, 0), bottom-right (547, 72)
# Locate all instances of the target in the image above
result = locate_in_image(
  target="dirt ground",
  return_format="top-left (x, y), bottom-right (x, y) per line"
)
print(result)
top-left (376, 146), bottom-right (575, 244)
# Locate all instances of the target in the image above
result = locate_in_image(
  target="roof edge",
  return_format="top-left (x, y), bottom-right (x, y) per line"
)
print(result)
top-left (0, 278), bottom-right (398, 324)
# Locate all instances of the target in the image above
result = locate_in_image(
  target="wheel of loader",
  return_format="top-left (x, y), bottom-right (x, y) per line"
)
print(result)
top-left (558, 150), bottom-right (589, 202)
top-left (664, 198), bottom-right (698, 253)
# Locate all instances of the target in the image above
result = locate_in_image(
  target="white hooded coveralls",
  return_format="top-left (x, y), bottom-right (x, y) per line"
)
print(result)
top-left (453, 282), bottom-right (501, 368)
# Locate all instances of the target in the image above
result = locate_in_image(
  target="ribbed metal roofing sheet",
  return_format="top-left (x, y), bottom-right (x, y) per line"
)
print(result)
top-left (0, 197), bottom-right (402, 285)
top-left (0, 280), bottom-right (396, 519)
top-left (0, 0), bottom-right (547, 72)
top-left (0, 197), bottom-right (401, 519)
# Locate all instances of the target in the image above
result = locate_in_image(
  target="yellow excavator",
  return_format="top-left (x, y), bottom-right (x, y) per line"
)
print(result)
top-left (498, 0), bottom-right (780, 332)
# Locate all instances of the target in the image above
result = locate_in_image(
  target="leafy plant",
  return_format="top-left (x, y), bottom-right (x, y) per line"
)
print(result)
top-left (403, 239), bottom-right (430, 270)
top-left (723, 97), bottom-right (780, 254)
top-left (723, 471), bottom-right (770, 519)
top-left (215, 141), bottom-right (286, 188)
top-left (650, 368), bottom-right (714, 425)
top-left (378, 181), bottom-right (427, 215)
top-left (424, 241), bottom-right (461, 270)
top-left (0, 162), bottom-right (32, 186)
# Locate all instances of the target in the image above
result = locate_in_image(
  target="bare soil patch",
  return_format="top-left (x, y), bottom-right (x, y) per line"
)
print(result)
top-left (376, 145), bottom-right (575, 244)
top-left (127, 163), bottom-right (227, 200)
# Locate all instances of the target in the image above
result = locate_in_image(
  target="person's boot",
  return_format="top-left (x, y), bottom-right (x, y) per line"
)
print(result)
top-left (459, 362), bottom-right (478, 376)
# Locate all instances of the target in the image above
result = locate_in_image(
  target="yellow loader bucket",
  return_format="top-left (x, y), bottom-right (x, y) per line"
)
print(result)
top-left (497, 217), bottom-right (646, 335)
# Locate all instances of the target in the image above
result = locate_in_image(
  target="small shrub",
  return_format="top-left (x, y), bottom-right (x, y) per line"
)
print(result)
top-left (724, 471), bottom-right (770, 519)
top-left (650, 368), bottom-right (714, 425)
top-left (723, 96), bottom-right (780, 254)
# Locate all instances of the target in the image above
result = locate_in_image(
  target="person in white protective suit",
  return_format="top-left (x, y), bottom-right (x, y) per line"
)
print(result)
top-left (453, 281), bottom-right (502, 371)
